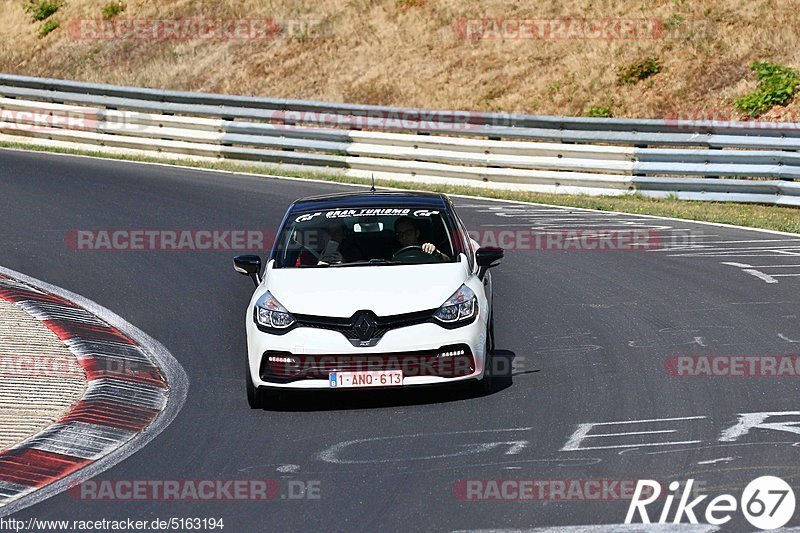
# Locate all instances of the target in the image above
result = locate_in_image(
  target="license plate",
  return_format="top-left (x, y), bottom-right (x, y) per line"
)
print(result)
top-left (329, 370), bottom-right (403, 388)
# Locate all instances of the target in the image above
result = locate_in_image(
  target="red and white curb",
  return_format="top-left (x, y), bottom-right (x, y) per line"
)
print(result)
top-left (0, 267), bottom-right (188, 516)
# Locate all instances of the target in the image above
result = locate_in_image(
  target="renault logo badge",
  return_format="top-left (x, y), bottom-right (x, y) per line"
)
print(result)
top-left (353, 313), bottom-right (377, 341)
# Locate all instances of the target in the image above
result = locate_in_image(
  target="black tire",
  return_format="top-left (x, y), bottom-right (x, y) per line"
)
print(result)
top-left (473, 316), bottom-right (495, 395)
top-left (488, 312), bottom-right (496, 354)
top-left (246, 365), bottom-right (265, 409)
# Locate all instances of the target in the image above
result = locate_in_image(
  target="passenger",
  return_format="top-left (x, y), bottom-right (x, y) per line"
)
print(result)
top-left (295, 221), bottom-right (359, 266)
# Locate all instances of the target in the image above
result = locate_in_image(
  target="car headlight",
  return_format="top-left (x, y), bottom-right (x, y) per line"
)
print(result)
top-left (255, 291), bottom-right (296, 329)
top-left (433, 284), bottom-right (477, 324)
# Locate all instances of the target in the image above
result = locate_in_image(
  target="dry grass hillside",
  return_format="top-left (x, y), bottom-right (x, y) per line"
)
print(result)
top-left (2, 0), bottom-right (800, 119)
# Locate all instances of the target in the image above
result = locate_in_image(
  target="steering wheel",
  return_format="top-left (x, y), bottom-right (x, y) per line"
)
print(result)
top-left (391, 245), bottom-right (440, 263)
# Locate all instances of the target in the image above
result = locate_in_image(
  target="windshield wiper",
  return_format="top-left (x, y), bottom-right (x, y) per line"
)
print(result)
top-left (329, 259), bottom-right (394, 267)
top-left (329, 259), bottom-right (441, 267)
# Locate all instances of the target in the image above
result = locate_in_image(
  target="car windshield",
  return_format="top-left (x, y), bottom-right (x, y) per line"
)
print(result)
top-left (272, 206), bottom-right (462, 268)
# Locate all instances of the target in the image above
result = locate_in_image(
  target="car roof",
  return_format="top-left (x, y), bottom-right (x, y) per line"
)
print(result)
top-left (290, 191), bottom-right (449, 211)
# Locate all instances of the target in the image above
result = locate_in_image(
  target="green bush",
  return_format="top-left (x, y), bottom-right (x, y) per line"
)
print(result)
top-left (734, 61), bottom-right (800, 117)
top-left (102, 1), bottom-right (125, 19)
top-left (38, 18), bottom-right (59, 37)
top-left (619, 57), bottom-right (662, 84)
top-left (663, 14), bottom-right (684, 29)
top-left (587, 105), bottom-right (613, 118)
top-left (24, 1), bottom-right (60, 22)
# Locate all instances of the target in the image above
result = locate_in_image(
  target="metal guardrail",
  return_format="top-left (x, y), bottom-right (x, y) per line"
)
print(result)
top-left (0, 74), bottom-right (798, 207)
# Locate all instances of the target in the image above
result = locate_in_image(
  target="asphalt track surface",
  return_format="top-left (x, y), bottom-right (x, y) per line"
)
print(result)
top-left (2, 148), bottom-right (800, 531)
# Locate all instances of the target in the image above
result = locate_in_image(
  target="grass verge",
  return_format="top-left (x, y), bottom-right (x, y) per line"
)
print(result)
top-left (1, 139), bottom-right (797, 234)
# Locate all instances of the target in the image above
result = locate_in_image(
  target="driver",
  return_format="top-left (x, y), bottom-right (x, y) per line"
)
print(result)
top-left (394, 217), bottom-right (450, 260)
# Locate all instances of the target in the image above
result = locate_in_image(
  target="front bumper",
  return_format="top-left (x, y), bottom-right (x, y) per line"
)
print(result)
top-left (247, 319), bottom-right (487, 389)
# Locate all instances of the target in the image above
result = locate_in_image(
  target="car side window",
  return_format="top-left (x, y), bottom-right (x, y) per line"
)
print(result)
top-left (450, 206), bottom-right (475, 271)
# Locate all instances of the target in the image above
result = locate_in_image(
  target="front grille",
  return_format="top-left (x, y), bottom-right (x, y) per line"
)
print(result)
top-left (260, 345), bottom-right (474, 383)
top-left (292, 309), bottom-right (434, 347)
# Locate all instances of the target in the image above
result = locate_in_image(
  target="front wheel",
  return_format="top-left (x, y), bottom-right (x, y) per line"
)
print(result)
top-left (488, 312), bottom-right (495, 354)
top-left (246, 364), bottom-right (267, 409)
top-left (473, 317), bottom-right (495, 395)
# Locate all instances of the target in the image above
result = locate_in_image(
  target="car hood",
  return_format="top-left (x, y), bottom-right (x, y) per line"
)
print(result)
top-left (264, 262), bottom-right (470, 317)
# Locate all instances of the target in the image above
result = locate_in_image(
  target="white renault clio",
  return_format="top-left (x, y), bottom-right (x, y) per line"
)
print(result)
top-left (234, 191), bottom-right (503, 408)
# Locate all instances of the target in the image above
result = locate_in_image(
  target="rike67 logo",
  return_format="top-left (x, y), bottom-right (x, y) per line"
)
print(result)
top-left (626, 477), bottom-right (796, 530)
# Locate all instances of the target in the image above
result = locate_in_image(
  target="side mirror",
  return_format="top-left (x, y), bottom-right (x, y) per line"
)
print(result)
top-left (476, 247), bottom-right (504, 268)
top-left (234, 255), bottom-right (261, 287)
